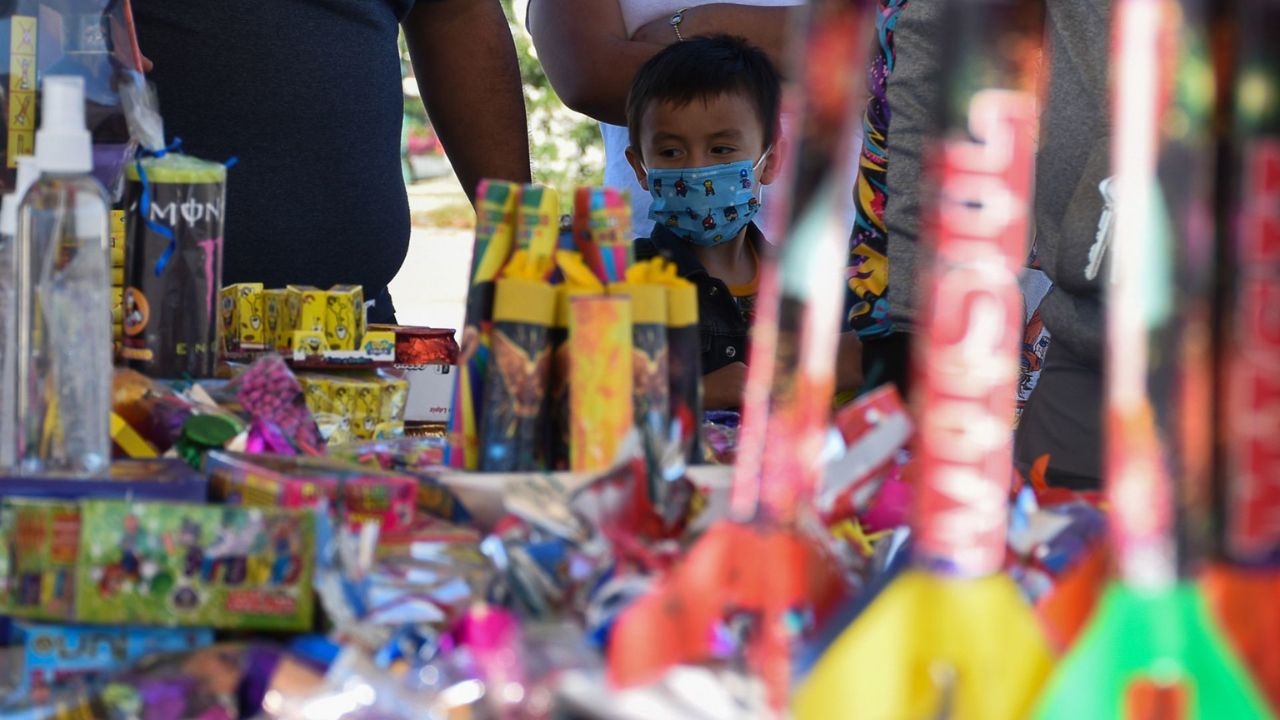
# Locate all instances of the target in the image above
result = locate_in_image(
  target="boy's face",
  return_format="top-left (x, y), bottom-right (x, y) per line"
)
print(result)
top-left (626, 93), bottom-right (780, 189)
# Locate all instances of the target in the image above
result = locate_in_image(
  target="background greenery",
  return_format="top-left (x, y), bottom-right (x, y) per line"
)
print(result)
top-left (401, 1), bottom-right (604, 193)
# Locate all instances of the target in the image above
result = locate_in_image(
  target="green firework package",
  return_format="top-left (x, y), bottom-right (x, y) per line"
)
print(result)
top-left (121, 154), bottom-right (227, 378)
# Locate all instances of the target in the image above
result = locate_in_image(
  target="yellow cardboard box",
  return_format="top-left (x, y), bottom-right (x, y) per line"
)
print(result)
top-left (352, 380), bottom-right (381, 439)
top-left (294, 286), bottom-right (327, 336)
top-left (325, 285), bottom-right (364, 352)
top-left (261, 289), bottom-right (287, 352)
top-left (283, 285), bottom-right (305, 336)
top-left (218, 287), bottom-right (237, 351)
top-left (379, 376), bottom-right (409, 423)
top-left (298, 375), bottom-right (332, 415)
top-left (225, 282), bottom-right (265, 351)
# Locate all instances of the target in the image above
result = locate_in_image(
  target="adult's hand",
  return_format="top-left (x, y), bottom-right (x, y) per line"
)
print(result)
top-left (404, 0), bottom-right (532, 203)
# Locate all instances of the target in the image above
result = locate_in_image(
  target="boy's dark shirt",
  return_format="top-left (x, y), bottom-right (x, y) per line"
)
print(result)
top-left (635, 223), bottom-right (762, 376)
top-left (132, 0), bottom-right (421, 320)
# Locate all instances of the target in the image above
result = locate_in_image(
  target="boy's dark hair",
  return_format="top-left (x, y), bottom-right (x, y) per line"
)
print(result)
top-left (626, 35), bottom-right (782, 157)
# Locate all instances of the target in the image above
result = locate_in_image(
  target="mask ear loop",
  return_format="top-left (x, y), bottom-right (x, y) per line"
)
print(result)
top-left (753, 146), bottom-right (774, 171)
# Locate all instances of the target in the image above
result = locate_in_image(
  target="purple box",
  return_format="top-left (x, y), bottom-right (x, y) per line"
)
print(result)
top-left (0, 460), bottom-right (207, 503)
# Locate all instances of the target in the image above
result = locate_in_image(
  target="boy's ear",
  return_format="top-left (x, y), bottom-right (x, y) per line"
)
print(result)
top-left (757, 137), bottom-right (785, 186)
top-left (625, 146), bottom-right (649, 191)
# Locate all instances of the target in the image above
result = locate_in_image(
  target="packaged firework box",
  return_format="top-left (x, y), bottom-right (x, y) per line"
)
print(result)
top-left (122, 155), bottom-right (228, 378)
top-left (262, 288), bottom-right (288, 352)
top-left (478, 274), bottom-right (556, 472)
top-left (74, 500), bottom-right (315, 631)
top-left (612, 270), bottom-right (670, 436)
top-left (205, 450), bottom-right (417, 532)
top-left (0, 499), bottom-right (82, 621)
top-left (221, 282), bottom-right (265, 352)
top-left (292, 285), bottom-right (328, 336)
top-left (325, 285), bottom-right (366, 352)
top-left (570, 295), bottom-right (634, 472)
top-left (12, 622), bottom-right (214, 700)
top-left (664, 277), bottom-right (703, 463)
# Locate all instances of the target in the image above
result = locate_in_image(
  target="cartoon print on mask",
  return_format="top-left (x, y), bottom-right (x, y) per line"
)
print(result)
top-left (645, 157), bottom-right (764, 247)
top-left (653, 177), bottom-right (663, 194)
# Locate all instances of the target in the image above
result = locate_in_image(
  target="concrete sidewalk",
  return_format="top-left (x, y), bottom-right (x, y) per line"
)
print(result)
top-left (388, 174), bottom-right (474, 333)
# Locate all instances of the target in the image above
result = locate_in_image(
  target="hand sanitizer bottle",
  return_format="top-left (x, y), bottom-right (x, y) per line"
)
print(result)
top-left (0, 155), bottom-right (40, 469)
top-left (15, 76), bottom-right (111, 474)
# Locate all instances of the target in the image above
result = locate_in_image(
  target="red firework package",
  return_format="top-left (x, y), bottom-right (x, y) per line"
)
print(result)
top-left (817, 385), bottom-right (913, 524)
top-left (372, 325), bottom-right (459, 366)
top-left (205, 450), bottom-right (418, 532)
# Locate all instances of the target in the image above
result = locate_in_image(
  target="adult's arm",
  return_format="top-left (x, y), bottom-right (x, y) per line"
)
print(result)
top-left (630, 4), bottom-right (800, 71)
top-left (528, 0), bottom-right (665, 125)
top-left (404, 0), bottom-right (531, 203)
top-left (528, 1), bottom-right (799, 126)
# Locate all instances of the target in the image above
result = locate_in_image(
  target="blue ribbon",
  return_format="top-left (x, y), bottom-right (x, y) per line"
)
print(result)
top-left (135, 137), bottom-right (183, 277)
top-left (136, 140), bottom-right (238, 277)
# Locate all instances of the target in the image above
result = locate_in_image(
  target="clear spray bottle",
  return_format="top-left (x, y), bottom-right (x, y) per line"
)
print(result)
top-left (0, 155), bottom-right (40, 470)
top-left (15, 76), bottom-right (111, 473)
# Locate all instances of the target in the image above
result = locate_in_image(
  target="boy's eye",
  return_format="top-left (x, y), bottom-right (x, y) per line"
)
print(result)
top-left (658, 148), bottom-right (684, 159)
top-left (711, 146), bottom-right (738, 155)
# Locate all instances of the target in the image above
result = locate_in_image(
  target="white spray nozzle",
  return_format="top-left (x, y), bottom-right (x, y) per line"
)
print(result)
top-left (36, 75), bottom-right (92, 175)
top-left (0, 155), bottom-right (39, 238)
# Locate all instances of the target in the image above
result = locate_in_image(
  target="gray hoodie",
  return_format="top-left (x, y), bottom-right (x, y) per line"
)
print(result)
top-left (883, 0), bottom-right (1112, 367)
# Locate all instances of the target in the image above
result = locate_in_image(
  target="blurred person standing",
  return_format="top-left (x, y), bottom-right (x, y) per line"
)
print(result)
top-left (133, 0), bottom-right (532, 323)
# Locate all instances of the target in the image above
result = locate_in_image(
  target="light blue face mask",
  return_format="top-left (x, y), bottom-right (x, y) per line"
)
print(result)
top-left (644, 152), bottom-right (769, 247)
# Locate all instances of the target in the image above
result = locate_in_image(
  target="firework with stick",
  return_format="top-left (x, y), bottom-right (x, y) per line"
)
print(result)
top-left (1033, 0), bottom-right (1271, 716)
top-left (793, 2), bottom-right (1054, 718)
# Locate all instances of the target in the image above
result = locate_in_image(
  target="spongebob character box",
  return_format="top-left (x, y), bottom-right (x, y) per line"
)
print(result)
top-left (326, 285), bottom-right (365, 352)
top-left (219, 283), bottom-right (265, 352)
top-left (73, 500), bottom-right (314, 631)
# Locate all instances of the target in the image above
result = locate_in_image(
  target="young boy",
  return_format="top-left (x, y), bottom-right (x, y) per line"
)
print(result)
top-left (628, 35), bottom-right (861, 409)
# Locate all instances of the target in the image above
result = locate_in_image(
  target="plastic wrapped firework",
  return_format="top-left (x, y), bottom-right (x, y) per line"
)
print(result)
top-left (232, 354), bottom-right (324, 455)
top-left (569, 295), bottom-right (633, 473)
top-left (517, 185), bottom-right (560, 256)
top-left (446, 180), bottom-right (519, 470)
top-left (120, 152), bottom-right (228, 378)
top-left (478, 251), bottom-right (556, 472)
top-left (659, 268), bottom-right (703, 465)
top-left (611, 260), bottom-right (670, 442)
top-left (574, 186), bottom-right (633, 287)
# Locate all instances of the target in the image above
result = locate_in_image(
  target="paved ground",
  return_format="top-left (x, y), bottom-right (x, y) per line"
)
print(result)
top-left (388, 174), bottom-right (473, 333)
